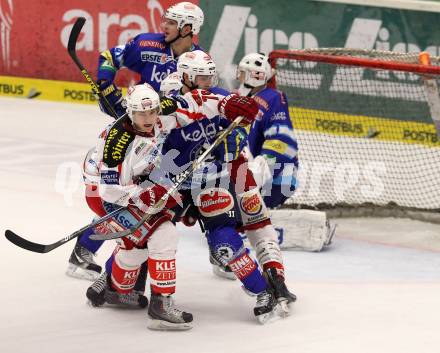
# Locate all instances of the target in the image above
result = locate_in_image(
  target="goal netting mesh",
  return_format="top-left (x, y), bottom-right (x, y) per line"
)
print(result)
top-left (268, 49), bottom-right (440, 221)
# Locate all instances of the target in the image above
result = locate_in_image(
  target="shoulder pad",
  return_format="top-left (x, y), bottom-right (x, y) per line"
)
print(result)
top-left (102, 117), bottom-right (136, 168)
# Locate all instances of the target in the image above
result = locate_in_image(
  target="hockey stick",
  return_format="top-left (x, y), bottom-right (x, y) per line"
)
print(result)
top-left (3, 18), bottom-right (129, 253)
top-left (4, 206), bottom-right (125, 253)
top-left (68, 16), bottom-right (126, 121)
top-left (90, 115), bottom-right (245, 241)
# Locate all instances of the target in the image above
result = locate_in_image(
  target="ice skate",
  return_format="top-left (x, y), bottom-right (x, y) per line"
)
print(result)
top-left (148, 293), bottom-right (193, 331)
top-left (66, 239), bottom-right (102, 281)
top-left (86, 272), bottom-right (148, 308)
top-left (264, 268), bottom-right (296, 315)
top-left (209, 254), bottom-right (236, 280)
top-left (254, 288), bottom-right (278, 324)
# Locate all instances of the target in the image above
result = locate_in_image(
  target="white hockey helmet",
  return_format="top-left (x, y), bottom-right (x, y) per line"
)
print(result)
top-left (177, 50), bottom-right (217, 86)
top-left (164, 2), bottom-right (204, 35)
top-left (237, 53), bottom-right (274, 88)
top-left (125, 83), bottom-right (160, 121)
top-left (160, 72), bottom-right (183, 96)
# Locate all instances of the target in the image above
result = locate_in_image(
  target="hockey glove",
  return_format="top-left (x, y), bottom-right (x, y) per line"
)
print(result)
top-left (160, 96), bottom-right (179, 115)
top-left (132, 184), bottom-right (179, 214)
top-left (214, 126), bottom-right (248, 162)
top-left (98, 80), bottom-right (126, 119)
top-left (179, 205), bottom-right (199, 227)
top-left (218, 94), bottom-right (259, 125)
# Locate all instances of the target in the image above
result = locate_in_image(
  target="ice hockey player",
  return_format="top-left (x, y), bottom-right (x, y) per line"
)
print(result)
top-left (83, 84), bottom-right (197, 330)
top-left (66, 2), bottom-right (205, 280)
top-left (96, 1), bottom-right (204, 117)
top-left (158, 51), bottom-right (297, 318)
top-left (236, 52), bottom-right (336, 252)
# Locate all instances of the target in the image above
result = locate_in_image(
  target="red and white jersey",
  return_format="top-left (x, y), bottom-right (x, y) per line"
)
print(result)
top-left (172, 89), bottom-right (225, 125)
top-left (83, 116), bottom-right (177, 206)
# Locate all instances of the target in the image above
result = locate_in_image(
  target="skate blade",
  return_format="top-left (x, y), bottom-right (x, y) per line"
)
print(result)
top-left (66, 264), bottom-right (100, 281)
top-left (257, 301), bottom-right (292, 324)
top-left (148, 318), bottom-right (193, 331)
top-left (276, 299), bottom-right (292, 317)
top-left (212, 266), bottom-right (236, 281)
top-left (256, 310), bottom-right (280, 325)
top-left (87, 299), bottom-right (105, 308)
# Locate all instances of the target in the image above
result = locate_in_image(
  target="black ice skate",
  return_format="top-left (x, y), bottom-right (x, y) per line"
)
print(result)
top-left (264, 268), bottom-right (297, 303)
top-left (148, 293), bottom-right (193, 331)
top-left (209, 253), bottom-right (236, 280)
top-left (66, 239), bottom-right (102, 281)
top-left (86, 272), bottom-right (148, 308)
top-left (254, 288), bottom-right (278, 324)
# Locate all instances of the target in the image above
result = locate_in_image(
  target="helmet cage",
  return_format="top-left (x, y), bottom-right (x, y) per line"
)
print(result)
top-left (236, 53), bottom-right (274, 88)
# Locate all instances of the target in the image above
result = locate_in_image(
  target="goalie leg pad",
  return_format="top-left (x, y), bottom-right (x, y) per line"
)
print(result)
top-left (110, 246), bottom-right (149, 294)
top-left (270, 209), bottom-right (336, 251)
top-left (207, 226), bottom-right (267, 295)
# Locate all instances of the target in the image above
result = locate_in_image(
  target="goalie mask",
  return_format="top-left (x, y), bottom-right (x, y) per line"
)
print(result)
top-left (236, 53), bottom-right (274, 96)
top-left (125, 83), bottom-right (160, 122)
top-left (163, 2), bottom-right (204, 35)
top-left (177, 50), bottom-right (217, 90)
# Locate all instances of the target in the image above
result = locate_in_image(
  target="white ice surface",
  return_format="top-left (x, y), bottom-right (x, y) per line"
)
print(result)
top-left (1, 97), bottom-right (440, 353)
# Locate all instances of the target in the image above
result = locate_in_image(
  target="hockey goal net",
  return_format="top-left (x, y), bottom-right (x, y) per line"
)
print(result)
top-left (268, 48), bottom-right (440, 221)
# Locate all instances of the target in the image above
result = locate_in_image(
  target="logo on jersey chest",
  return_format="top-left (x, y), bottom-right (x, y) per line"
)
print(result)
top-left (181, 122), bottom-right (217, 142)
top-left (150, 65), bottom-right (173, 83)
top-left (141, 51), bottom-right (172, 64)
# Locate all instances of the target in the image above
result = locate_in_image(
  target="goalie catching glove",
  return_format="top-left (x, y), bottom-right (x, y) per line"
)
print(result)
top-left (218, 94), bottom-right (259, 125)
top-left (131, 184), bottom-right (179, 214)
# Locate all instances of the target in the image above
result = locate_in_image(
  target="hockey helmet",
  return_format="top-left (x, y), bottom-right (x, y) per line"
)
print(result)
top-left (163, 2), bottom-right (204, 35)
top-left (125, 83), bottom-right (160, 121)
top-left (177, 50), bottom-right (217, 86)
top-left (160, 72), bottom-right (183, 96)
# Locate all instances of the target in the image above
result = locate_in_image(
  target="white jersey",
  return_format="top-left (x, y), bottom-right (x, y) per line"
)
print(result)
top-left (83, 116), bottom-right (177, 206)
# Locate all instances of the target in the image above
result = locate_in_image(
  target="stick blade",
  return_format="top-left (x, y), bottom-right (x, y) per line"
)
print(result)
top-left (67, 17), bottom-right (86, 54)
top-left (5, 230), bottom-right (49, 253)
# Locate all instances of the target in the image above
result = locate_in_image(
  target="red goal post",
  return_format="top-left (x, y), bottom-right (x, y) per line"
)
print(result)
top-left (268, 48), bottom-right (440, 222)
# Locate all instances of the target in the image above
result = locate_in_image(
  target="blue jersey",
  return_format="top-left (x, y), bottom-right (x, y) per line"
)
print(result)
top-left (161, 115), bottom-right (229, 168)
top-left (97, 33), bottom-right (203, 91)
top-left (248, 87), bottom-right (298, 202)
